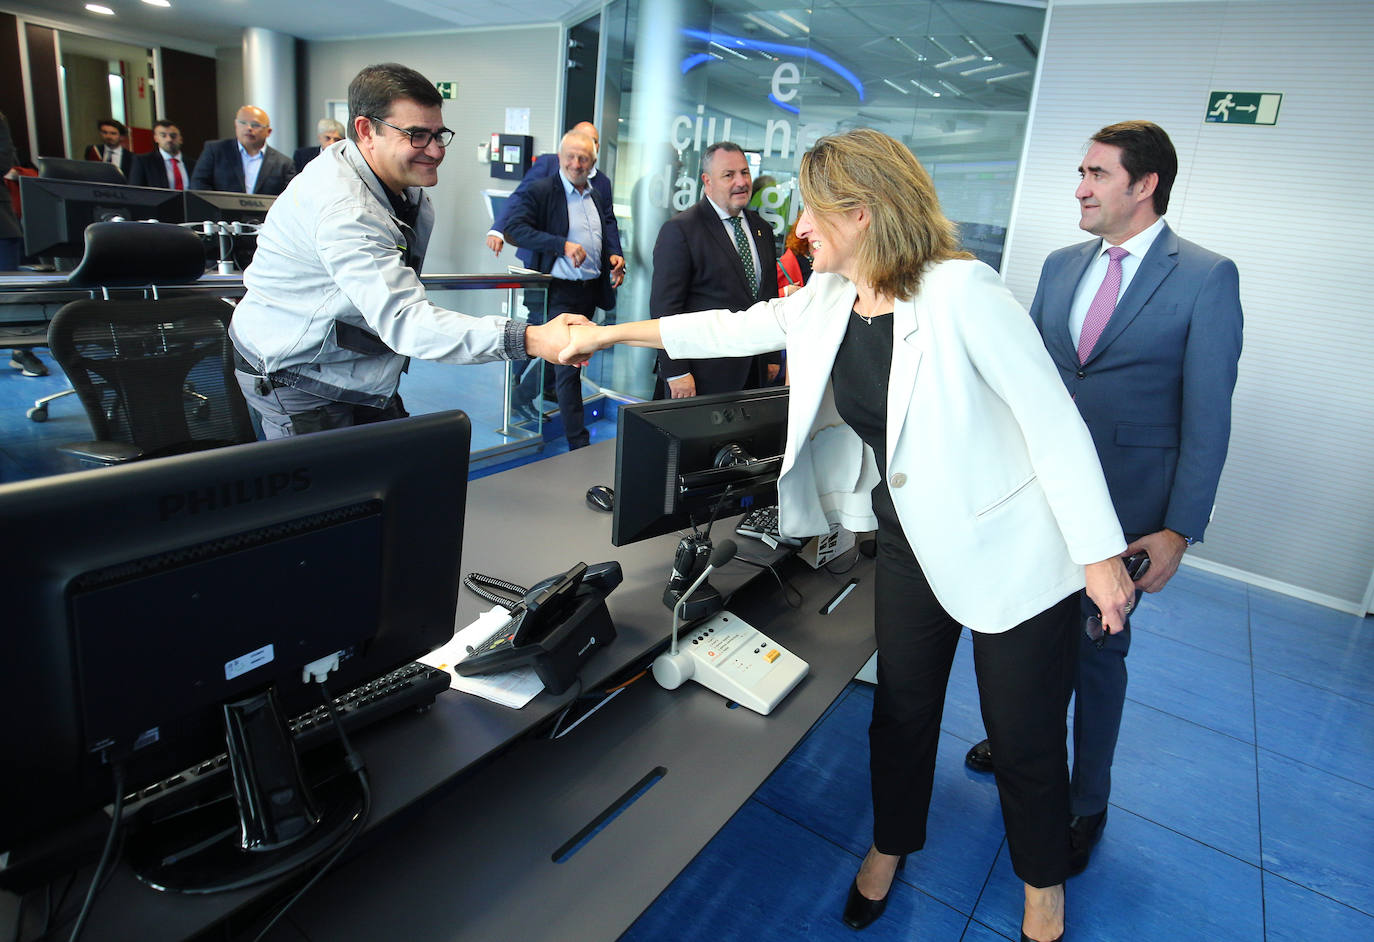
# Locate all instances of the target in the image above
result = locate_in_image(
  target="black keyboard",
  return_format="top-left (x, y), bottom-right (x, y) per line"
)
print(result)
top-left (123, 662), bottom-right (451, 808)
top-left (735, 505), bottom-right (802, 546)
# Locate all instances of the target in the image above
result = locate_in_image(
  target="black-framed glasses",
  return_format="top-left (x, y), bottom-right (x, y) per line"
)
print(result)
top-left (367, 115), bottom-right (454, 148)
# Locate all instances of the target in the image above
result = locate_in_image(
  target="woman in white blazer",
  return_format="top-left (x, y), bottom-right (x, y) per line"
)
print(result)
top-left (560, 130), bottom-right (1134, 942)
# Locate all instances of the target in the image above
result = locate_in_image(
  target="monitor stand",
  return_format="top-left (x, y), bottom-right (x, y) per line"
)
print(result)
top-left (125, 686), bottom-right (363, 895)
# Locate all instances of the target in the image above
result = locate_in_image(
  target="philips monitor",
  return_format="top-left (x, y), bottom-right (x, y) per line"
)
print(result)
top-left (0, 411), bottom-right (470, 893)
top-left (612, 389), bottom-right (788, 616)
top-left (184, 189), bottom-right (277, 271)
top-left (35, 156), bottom-right (126, 184)
top-left (19, 176), bottom-right (185, 262)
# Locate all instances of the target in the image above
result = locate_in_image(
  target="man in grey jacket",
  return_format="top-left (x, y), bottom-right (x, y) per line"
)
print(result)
top-left (231, 63), bottom-right (587, 437)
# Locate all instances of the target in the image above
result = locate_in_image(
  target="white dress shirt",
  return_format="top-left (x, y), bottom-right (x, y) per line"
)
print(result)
top-left (705, 195), bottom-right (761, 285)
top-left (1068, 216), bottom-right (1166, 348)
top-left (160, 149), bottom-right (186, 188)
top-left (239, 142), bottom-right (265, 194)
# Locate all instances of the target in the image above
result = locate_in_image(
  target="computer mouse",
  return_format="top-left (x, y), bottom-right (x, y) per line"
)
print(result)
top-left (585, 484), bottom-right (614, 512)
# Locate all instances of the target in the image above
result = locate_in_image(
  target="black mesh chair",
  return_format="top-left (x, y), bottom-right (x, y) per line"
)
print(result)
top-left (48, 294), bottom-right (256, 464)
top-left (27, 220), bottom-right (213, 423)
top-left (41, 221), bottom-right (254, 464)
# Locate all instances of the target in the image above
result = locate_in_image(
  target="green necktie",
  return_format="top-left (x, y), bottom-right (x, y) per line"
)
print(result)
top-left (730, 215), bottom-right (758, 297)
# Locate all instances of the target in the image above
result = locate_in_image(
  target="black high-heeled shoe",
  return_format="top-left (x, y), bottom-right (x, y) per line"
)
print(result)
top-left (841, 853), bottom-right (906, 930)
top-left (1020, 933), bottom-right (1063, 942)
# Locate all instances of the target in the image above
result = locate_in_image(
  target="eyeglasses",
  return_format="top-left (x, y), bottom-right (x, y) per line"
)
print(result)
top-left (235, 119), bottom-right (268, 131)
top-left (367, 115), bottom-right (454, 149)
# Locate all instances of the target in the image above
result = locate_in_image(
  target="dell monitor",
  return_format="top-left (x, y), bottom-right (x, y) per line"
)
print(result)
top-left (35, 156), bottom-right (127, 184)
top-left (19, 176), bottom-right (185, 263)
top-left (0, 411), bottom-right (471, 894)
top-left (184, 189), bottom-right (277, 271)
top-left (612, 388), bottom-right (788, 616)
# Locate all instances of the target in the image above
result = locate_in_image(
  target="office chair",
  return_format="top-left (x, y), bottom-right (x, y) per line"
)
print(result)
top-left (26, 220), bottom-right (209, 423)
top-left (48, 293), bottom-right (256, 464)
top-left (38, 222), bottom-right (255, 463)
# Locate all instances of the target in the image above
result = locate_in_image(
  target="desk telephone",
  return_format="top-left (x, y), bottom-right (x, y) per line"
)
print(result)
top-left (457, 561), bottom-right (622, 694)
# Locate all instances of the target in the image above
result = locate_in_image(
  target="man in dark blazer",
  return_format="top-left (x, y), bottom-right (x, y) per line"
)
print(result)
top-left (293, 118), bottom-right (345, 173)
top-left (83, 118), bottom-right (132, 177)
top-left (503, 129), bottom-right (624, 449)
top-left (128, 120), bottom-right (195, 189)
top-left (485, 121), bottom-right (616, 270)
top-left (650, 141), bottom-right (780, 398)
top-left (965, 120), bottom-right (1243, 875)
top-left (189, 105), bottom-right (295, 195)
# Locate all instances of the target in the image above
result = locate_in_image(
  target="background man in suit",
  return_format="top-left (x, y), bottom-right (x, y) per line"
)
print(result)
top-left (189, 105), bottom-right (295, 195)
top-left (964, 120), bottom-right (1243, 875)
top-left (484, 121), bottom-right (616, 267)
top-left (83, 118), bottom-right (131, 176)
top-left (128, 120), bottom-right (194, 189)
top-left (503, 129), bottom-right (624, 449)
top-left (294, 118), bottom-right (345, 173)
top-left (650, 141), bottom-right (780, 398)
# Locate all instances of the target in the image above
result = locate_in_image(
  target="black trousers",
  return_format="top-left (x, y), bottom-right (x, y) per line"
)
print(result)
top-left (870, 540), bottom-right (1078, 887)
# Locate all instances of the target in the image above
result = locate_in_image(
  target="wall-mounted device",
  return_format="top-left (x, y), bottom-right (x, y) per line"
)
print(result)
top-left (489, 133), bottom-right (534, 181)
top-left (650, 540), bottom-right (809, 715)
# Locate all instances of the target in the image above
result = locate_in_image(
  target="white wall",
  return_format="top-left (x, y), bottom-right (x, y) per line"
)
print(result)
top-left (301, 25), bottom-right (564, 276)
top-left (1005, 0), bottom-right (1374, 610)
top-left (215, 44), bottom-right (244, 140)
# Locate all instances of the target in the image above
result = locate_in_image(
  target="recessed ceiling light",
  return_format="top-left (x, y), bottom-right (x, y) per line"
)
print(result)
top-left (142, 0), bottom-right (172, 7)
top-left (85, 3), bottom-right (115, 14)
top-left (744, 13), bottom-right (788, 38)
top-left (881, 79), bottom-right (910, 95)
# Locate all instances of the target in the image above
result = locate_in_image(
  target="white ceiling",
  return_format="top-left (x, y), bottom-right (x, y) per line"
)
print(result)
top-left (8, 0), bottom-right (592, 49)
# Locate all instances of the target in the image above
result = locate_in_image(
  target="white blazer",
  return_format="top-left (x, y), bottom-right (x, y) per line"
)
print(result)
top-left (659, 260), bottom-right (1125, 633)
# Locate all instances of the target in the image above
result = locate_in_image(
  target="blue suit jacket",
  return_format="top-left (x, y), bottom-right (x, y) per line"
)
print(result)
top-left (292, 145), bottom-right (321, 173)
top-left (1028, 222), bottom-right (1243, 541)
top-left (188, 139), bottom-right (296, 195)
top-left (495, 153), bottom-right (617, 269)
top-left (502, 172), bottom-right (622, 313)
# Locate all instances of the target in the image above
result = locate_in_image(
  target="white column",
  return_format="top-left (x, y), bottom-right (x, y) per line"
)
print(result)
top-left (241, 27), bottom-right (297, 155)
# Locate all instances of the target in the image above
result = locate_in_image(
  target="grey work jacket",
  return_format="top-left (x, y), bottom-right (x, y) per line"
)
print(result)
top-left (231, 140), bottom-right (524, 407)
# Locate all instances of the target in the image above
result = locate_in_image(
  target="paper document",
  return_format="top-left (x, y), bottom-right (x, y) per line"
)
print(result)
top-left (419, 604), bottom-right (545, 708)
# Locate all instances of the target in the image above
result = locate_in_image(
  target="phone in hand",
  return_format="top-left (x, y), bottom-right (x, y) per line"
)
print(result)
top-left (1123, 550), bottom-right (1151, 582)
top-left (1085, 551), bottom-right (1151, 647)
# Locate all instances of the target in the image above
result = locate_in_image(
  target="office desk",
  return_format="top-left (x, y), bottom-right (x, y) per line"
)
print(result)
top-left (1, 441), bottom-right (875, 941)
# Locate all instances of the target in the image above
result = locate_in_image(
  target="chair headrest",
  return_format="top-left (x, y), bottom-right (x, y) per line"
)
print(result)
top-left (65, 221), bottom-right (206, 288)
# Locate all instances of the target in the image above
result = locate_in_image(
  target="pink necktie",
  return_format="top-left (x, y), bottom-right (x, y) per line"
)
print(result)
top-left (170, 158), bottom-right (184, 190)
top-left (1077, 246), bottom-right (1129, 364)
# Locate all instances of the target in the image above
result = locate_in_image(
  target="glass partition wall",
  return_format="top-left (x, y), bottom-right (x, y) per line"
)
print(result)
top-left (595, 0), bottom-right (1046, 400)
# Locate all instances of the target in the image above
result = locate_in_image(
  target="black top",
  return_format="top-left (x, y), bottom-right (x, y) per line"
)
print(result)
top-left (831, 307), bottom-right (913, 559)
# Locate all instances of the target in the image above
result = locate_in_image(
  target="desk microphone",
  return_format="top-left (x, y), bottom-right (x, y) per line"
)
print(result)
top-left (651, 536), bottom-right (808, 714)
top-left (669, 539), bottom-right (737, 657)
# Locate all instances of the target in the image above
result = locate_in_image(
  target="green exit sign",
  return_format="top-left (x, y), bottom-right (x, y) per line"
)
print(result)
top-left (1206, 91), bottom-right (1282, 125)
top-left (435, 81), bottom-right (458, 100)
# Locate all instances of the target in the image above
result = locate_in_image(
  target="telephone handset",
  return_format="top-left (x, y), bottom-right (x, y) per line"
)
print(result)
top-left (456, 561), bottom-right (622, 694)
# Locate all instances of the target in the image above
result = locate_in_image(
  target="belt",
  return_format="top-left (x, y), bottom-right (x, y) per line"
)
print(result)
top-left (232, 347), bottom-right (290, 389)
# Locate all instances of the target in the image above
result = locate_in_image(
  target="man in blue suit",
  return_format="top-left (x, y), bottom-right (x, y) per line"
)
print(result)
top-left (965, 121), bottom-right (1243, 874)
top-left (188, 105), bottom-right (295, 196)
top-left (484, 121), bottom-right (617, 268)
top-left (502, 129), bottom-right (624, 449)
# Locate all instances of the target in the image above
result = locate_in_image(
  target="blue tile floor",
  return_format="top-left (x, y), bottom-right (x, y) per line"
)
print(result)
top-left (5, 346), bottom-right (1371, 940)
top-left (623, 570), bottom-right (1374, 941)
